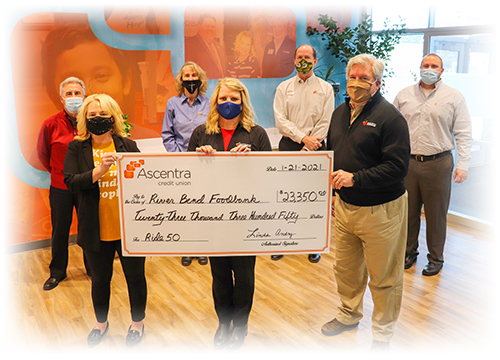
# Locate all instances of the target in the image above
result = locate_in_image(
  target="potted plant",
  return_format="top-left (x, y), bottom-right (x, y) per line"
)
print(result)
top-left (307, 12), bottom-right (406, 95)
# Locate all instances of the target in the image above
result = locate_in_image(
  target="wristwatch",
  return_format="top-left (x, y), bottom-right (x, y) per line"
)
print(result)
top-left (351, 173), bottom-right (356, 186)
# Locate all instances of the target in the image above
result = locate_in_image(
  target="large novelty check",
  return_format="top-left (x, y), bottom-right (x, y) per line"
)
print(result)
top-left (117, 151), bottom-right (333, 256)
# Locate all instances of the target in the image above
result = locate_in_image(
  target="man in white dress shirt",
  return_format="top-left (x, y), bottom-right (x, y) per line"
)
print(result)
top-left (393, 53), bottom-right (472, 276)
top-left (272, 43), bottom-right (334, 263)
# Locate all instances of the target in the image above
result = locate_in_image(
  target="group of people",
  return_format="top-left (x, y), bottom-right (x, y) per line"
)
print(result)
top-left (37, 72), bottom-right (271, 350)
top-left (37, 39), bottom-right (472, 350)
top-left (185, 13), bottom-right (294, 79)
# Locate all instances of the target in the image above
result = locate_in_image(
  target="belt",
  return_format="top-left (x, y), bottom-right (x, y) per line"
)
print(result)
top-left (411, 151), bottom-right (451, 162)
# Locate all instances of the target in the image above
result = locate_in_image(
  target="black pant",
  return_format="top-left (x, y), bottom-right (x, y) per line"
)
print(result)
top-left (405, 153), bottom-right (453, 264)
top-left (209, 256), bottom-right (256, 327)
top-left (49, 186), bottom-right (90, 279)
top-left (84, 240), bottom-right (147, 323)
top-left (278, 136), bottom-right (326, 151)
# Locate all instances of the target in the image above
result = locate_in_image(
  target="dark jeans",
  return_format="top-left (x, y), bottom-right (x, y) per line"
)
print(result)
top-left (209, 256), bottom-right (256, 327)
top-left (48, 186), bottom-right (90, 279)
top-left (84, 240), bottom-right (147, 323)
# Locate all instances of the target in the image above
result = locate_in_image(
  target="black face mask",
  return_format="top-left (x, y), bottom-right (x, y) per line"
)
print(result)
top-left (182, 79), bottom-right (202, 94)
top-left (86, 116), bottom-right (114, 135)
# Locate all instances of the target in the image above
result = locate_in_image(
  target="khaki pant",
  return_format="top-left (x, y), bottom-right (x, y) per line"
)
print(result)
top-left (334, 192), bottom-right (408, 342)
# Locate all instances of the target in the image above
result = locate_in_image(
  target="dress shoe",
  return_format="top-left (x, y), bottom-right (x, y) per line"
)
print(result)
top-left (198, 257), bottom-right (208, 265)
top-left (271, 255), bottom-right (284, 261)
top-left (422, 262), bottom-right (443, 276)
top-left (214, 322), bottom-right (232, 349)
top-left (126, 324), bottom-right (144, 347)
top-left (227, 324), bottom-right (248, 351)
top-left (87, 322), bottom-right (109, 347)
top-left (308, 253), bottom-right (321, 263)
top-left (43, 275), bottom-right (66, 291)
top-left (181, 257), bottom-right (193, 266)
top-left (404, 254), bottom-right (417, 269)
top-left (321, 318), bottom-right (358, 336)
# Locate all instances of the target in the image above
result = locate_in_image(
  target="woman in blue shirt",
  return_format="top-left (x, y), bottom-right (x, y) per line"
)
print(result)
top-left (162, 61), bottom-right (210, 266)
top-left (162, 61), bottom-right (210, 152)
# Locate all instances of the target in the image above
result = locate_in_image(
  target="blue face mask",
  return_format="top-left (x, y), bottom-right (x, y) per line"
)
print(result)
top-left (217, 102), bottom-right (242, 120)
top-left (420, 69), bottom-right (440, 85)
top-left (64, 97), bottom-right (84, 114)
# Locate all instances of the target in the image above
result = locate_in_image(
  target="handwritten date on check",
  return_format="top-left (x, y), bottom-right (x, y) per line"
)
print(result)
top-left (117, 151), bottom-right (333, 256)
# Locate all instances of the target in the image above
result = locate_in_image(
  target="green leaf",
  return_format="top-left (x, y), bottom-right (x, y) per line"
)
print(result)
top-left (306, 12), bottom-right (406, 79)
top-left (123, 114), bottom-right (133, 137)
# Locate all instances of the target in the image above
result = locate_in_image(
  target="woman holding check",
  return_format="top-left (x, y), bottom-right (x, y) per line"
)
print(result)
top-left (188, 78), bottom-right (271, 350)
top-left (64, 94), bottom-right (147, 348)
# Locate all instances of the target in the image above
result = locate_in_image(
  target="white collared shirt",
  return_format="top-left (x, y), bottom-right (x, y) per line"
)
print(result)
top-left (273, 73), bottom-right (335, 144)
top-left (394, 80), bottom-right (473, 170)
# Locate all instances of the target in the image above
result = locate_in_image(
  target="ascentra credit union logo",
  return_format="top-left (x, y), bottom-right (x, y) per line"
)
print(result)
top-left (124, 159), bottom-right (145, 178)
top-left (123, 159), bottom-right (192, 180)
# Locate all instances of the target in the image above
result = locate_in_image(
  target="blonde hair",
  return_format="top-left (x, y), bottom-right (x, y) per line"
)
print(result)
top-left (233, 31), bottom-right (255, 58)
top-left (205, 78), bottom-right (256, 135)
top-left (174, 62), bottom-right (208, 96)
top-left (75, 94), bottom-right (126, 141)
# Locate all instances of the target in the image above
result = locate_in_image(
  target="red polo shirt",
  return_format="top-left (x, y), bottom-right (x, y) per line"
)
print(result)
top-left (36, 110), bottom-right (77, 189)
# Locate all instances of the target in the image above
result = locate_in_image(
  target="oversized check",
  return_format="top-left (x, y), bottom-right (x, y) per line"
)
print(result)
top-left (117, 151), bottom-right (333, 256)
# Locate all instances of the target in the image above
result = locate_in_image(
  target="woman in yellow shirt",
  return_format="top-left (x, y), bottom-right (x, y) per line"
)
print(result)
top-left (64, 94), bottom-right (147, 348)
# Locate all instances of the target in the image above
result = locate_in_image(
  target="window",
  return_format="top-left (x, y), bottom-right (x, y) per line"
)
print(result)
top-left (382, 34), bottom-right (424, 102)
top-left (372, 5), bottom-right (429, 30)
top-left (371, 5), bottom-right (495, 225)
top-left (434, 5), bottom-right (493, 27)
top-left (430, 34), bottom-right (494, 223)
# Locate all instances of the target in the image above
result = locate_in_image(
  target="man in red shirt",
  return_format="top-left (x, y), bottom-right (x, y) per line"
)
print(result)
top-left (37, 77), bottom-right (90, 290)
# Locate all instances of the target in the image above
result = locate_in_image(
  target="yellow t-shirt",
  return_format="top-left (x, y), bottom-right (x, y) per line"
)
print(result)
top-left (93, 141), bottom-right (120, 241)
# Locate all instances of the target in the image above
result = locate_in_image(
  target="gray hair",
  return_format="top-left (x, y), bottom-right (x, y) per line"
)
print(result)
top-left (346, 54), bottom-right (384, 81)
top-left (59, 77), bottom-right (86, 97)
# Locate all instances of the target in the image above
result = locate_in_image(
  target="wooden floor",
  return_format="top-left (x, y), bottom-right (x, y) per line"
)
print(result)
top-left (5, 219), bottom-right (497, 358)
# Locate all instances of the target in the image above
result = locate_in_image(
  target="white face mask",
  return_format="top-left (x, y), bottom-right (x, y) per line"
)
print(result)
top-left (420, 69), bottom-right (440, 85)
top-left (64, 97), bottom-right (84, 114)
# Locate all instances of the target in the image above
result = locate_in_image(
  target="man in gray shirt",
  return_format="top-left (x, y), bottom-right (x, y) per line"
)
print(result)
top-left (393, 53), bottom-right (472, 276)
